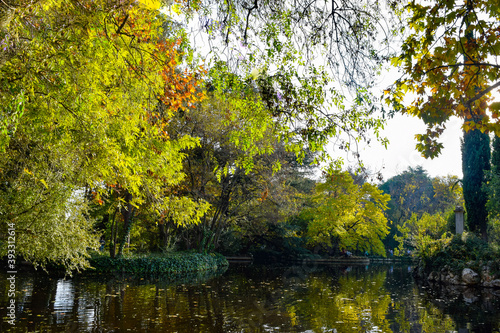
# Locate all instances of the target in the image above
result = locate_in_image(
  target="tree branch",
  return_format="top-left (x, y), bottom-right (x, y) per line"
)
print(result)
top-left (425, 62), bottom-right (500, 75)
top-left (242, 0), bottom-right (258, 43)
top-left (116, 14), bottom-right (129, 35)
top-left (465, 80), bottom-right (500, 108)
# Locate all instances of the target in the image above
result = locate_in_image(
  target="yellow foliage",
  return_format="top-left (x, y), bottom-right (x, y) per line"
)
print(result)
top-left (305, 166), bottom-right (390, 255)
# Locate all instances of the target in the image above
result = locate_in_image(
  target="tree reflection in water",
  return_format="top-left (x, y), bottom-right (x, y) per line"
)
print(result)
top-left (0, 264), bottom-right (499, 332)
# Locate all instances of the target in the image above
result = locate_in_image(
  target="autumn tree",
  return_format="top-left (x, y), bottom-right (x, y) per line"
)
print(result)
top-left (304, 166), bottom-right (390, 256)
top-left (386, 0), bottom-right (499, 240)
top-left (0, 0), bottom-right (208, 269)
top-left (174, 0), bottom-right (392, 164)
top-left (165, 67), bottom-right (315, 252)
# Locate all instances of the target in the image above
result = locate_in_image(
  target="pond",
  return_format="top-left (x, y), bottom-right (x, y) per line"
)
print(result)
top-left (1, 263), bottom-right (500, 332)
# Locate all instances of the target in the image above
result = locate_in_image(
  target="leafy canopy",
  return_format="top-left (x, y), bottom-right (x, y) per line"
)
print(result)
top-left (0, 0), bottom-right (208, 270)
top-left (176, 0), bottom-right (392, 163)
top-left (386, 0), bottom-right (500, 158)
top-left (305, 166), bottom-right (390, 256)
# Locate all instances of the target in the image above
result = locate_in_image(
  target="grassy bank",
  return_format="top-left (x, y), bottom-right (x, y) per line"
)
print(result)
top-left (88, 252), bottom-right (228, 276)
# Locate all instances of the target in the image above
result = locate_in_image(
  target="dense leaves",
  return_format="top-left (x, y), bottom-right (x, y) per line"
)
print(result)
top-left (386, 0), bottom-right (500, 157)
top-left (380, 166), bottom-right (463, 247)
top-left (462, 129), bottom-right (490, 240)
top-left (487, 136), bottom-right (500, 220)
top-left (89, 252), bottom-right (228, 275)
top-left (0, 0), bottom-right (208, 269)
top-left (177, 0), bottom-right (391, 162)
top-left (395, 212), bottom-right (452, 259)
top-left (305, 166), bottom-right (390, 256)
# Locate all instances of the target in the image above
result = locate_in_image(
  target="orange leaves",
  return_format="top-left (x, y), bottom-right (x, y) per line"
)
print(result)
top-left (90, 191), bottom-right (104, 205)
top-left (259, 188), bottom-right (269, 202)
top-left (157, 39), bottom-right (206, 115)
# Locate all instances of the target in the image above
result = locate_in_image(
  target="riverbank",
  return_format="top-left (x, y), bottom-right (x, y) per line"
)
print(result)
top-left (414, 260), bottom-right (500, 288)
top-left (412, 234), bottom-right (500, 288)
top-left (226, 254), bottom-right (413, 265)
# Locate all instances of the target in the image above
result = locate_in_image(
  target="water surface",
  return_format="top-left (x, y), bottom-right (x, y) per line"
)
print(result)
top-left (1, 263), bottom-right (500, 332)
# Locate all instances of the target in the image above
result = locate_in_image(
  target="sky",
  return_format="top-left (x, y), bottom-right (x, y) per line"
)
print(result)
top-left (330, 65), bottom-right (467, 183)
top-left (349, 113), bottom-right (464, 181)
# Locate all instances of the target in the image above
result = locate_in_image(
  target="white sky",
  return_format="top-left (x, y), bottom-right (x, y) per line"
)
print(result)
top-left (347, 114), bottom-right (464, 181)
top-left (333, 63), bottom-right (467, 182)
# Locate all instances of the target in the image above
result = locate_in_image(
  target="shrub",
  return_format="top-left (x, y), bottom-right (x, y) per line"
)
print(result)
top-left (417, 232), bottom-right (498, 274)
top-left (88, 252), bottom-right (228, 276)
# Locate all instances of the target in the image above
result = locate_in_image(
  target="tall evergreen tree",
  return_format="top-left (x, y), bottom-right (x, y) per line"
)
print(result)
top-left (487, 136), bottom-right (500, 220)
top-left (462, 129), bottom-right (490, 240)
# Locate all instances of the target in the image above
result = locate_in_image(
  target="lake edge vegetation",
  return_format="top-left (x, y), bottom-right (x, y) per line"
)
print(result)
top-left (0, 0), bottom-right (499, 279)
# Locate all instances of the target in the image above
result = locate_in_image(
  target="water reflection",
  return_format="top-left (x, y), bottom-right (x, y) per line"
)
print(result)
top-left (1, 264), bottom-right (499, 332)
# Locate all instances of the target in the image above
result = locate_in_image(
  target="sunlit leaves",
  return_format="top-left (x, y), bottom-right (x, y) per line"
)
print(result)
top-left (305, 166), bottom-right (390, 256)
top-left (175, 0), bottom-right (390, 164)
top-left (0, 0), bottom-right (208, 269)
top-left (395, 212), bottom-right (452, 258)
top-left (386, 0), bottom-right (500, 157)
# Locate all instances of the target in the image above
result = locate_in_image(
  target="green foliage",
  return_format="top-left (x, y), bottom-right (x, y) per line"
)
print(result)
top-left (487, 136), bottom-right (500, 248)
top-left (305, 166), bottom-right (390, 256)
top-left (380, 166), bottom-right (434, 225)
top-left (166, 82), bottom-right (321, 253)
top-left (178, 0), bottom-right (391, 165)
top-left (89, 252), bottom-right (228, 276)
top-left (488, 217), bottom-right (500, 252)
top-left (386, 0), bottom-right (499, 245)
top-left (0, 0), bottom-right (209, 271)
top-left (416, 232), bottom-right (499, 274)
top-left (380, 166), bottom-right (464, 249)
top-left (462, 129), bottom-right (490, 240)
top-left (487, 136), bottom-right (500, 220)
top-left (386, 0), bottom-right (500, 156)
top-left (395, 211), bottom-right (453, 259)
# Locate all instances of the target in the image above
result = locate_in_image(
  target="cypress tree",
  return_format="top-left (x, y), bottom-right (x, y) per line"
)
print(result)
top-left (487, 136), bottom-right (500, 219)
top-left (462, 129), bottom-right (490, 240)
top-left (461, 4), bottom-right (491, 241)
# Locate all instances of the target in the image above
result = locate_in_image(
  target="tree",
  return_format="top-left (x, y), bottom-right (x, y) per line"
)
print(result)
top-left (380, 167), bottom-right (463, 249)
top-left (165, 78), bottom-right (316, 252)
top-left (487, 136), bottom-right (500, 219)
top-left (395, 212), bottom-right (452, 260)
top-left (176, 0), bottom-right (392, 163)
top-left (487, 136), bottom-right (500, 245)
top-left (462, 129), bottom-right (490, 240)
top-left (0, 0), bottom-right (208, 269)
top-left (380, 167), bottom-right (434, 221)
top-left (385, 0), bottom-right (499, 240)
top-left (379, 166), bottom-right (434, 249)
top-left (305, 166), bottom-right (390, 256)
top-left (431, 175), bottom-right (463, 213)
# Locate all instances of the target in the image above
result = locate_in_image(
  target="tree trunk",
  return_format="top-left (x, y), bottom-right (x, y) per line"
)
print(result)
top-left (117, 191), bottom-right (135, 257)
top-left (109, 209), bottom-right (118, 259)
